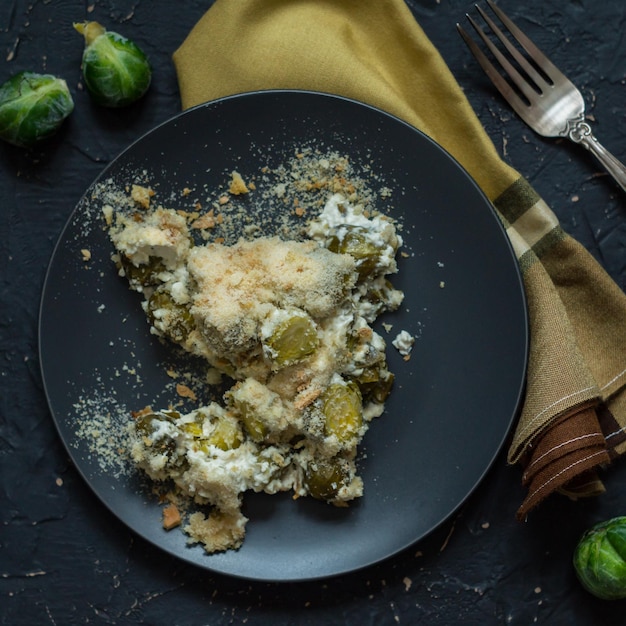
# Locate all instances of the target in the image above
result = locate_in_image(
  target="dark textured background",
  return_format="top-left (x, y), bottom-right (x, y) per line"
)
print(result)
top-left (1, 1), bottom-right (626, 624)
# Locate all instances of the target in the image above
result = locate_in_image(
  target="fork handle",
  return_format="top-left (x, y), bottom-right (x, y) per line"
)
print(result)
top-left (567, 119), bottom-right (626, 192)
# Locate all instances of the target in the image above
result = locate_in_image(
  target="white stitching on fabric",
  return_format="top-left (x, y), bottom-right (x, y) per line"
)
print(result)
top-left (600, 367), bottom-right (626, 392)
top-left (524, 450), bottom-right (608, 504)
top-left (518, 387), bottom-right (597, 439)
top-left (605, 428), bottom-right (626, 441)
top-left (524, 433), bottom-right (601, 473)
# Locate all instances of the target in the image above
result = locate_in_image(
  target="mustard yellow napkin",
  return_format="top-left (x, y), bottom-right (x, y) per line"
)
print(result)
top-left (173, 0), bottom-right (626, 518)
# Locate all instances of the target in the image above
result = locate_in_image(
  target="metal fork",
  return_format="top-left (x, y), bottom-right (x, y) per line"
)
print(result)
top-left (457, 0), bottom-right (626, 192)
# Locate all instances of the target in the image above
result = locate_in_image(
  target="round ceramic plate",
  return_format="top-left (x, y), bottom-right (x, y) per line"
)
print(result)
top-left (39, 90), bottom-right (528, 582)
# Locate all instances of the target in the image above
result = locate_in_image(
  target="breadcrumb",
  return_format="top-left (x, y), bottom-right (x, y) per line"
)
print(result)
top-left (131, 184), bottom-right (155, 209)
top-left (176, 383), bottom-right (197, 401)
top-left (229, 171), bottom-right (249, 195)
top-left (162, 504), bottom-right (182, 530)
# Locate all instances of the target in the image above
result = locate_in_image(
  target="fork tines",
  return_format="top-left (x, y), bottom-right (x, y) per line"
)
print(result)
top-left (457, 0), bottom-right (564, 116)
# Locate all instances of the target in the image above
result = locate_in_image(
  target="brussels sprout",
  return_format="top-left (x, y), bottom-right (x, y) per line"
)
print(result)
top-left (181, 421), bottom-right (203, 438)
top-left (230, 398), bottom-right (268, 442)
top-left (264, 313), bottom-right (319, 367)
top-left (118, 253), bottom-right (166, 287)
top-left (134, 410), bottom-right (180, 460)
top-left (134, 409), bottom-right (180, 434)
top-left (74, 21), bottom-right (151, 107)
top-left (354, 368), bottom-right (395, 404)
top-left (322, 382), bottom-right (363, 443)
top-left (574, 516), bottom-right (626, 600)
top-left (189, 413), bottom-right (243, 452)
top-left (328, 226), bottom-right (383, 280)
top-left (0, 71), bottom-right (74, 147)
top-left (146, 290), bottom-right (195, 343)
top-left (206, 416), bottom-right (243, 451)
top-left (304, 457), bottom-right (349, 501)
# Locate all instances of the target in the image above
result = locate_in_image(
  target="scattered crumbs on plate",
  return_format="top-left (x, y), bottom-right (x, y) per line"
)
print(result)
top-left (71, 388), bottom-right (134, 478)
top-left (121, 363), bottom-right (137, 376)
top-left (69, 350), bottom-right (219, 480)
top-left (85, 148), bottom-right (399, 251)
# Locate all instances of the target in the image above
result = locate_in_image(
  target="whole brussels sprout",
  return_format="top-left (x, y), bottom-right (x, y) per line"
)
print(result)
top-left (573, 516), bottom-right (626, 600)
top-left (74, 21), bottom-right (151, 107)
top-left (0, 71), bottom-right (74, 147)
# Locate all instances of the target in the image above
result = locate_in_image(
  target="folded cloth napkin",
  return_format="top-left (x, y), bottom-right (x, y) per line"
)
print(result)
top-left (172, 0), bottom-right (626, 519)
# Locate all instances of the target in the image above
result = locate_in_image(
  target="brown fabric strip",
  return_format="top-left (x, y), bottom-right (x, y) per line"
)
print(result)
top-left (517, 445), bottom-right (610, 520)
top-left (521, 404), bottom-right (605, 486)
top-left (516, 405), bottom-right (611, 520)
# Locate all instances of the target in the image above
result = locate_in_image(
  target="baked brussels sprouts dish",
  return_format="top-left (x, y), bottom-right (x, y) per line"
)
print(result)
top-left (74, 21), bottom-right (151, 107)
top-left (0, 71), bottom-right (74, 147)
top-left (106, 183), bottom-right (405, 553)
top-left (574, 516), bottom-right (626, 600)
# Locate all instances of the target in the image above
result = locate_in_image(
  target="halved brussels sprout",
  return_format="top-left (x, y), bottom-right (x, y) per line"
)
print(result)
top-left (181, 421), bottom-right (203, 438)
top-left (304, 456), bottom-right (349, 501)
top-left (327, 226), bottom-right (382, 280)
top-left (0, 71), bottom-right (74, 147)
top-left (574, 516), bottom-right (626, 600)
top-left (322, 381), bottom-right (363, 442)
top-left (74, 21), bottom-right (151, 107)
top-left (264, 312), bottom-right (319, 367)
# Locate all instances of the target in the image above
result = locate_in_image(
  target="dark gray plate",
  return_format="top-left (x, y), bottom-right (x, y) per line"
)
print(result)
top-left (39, 90), bottom-right (528, 582)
